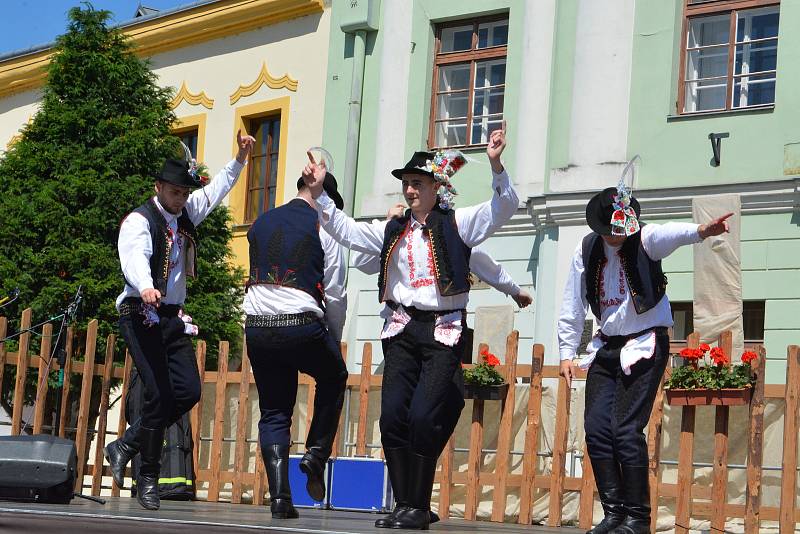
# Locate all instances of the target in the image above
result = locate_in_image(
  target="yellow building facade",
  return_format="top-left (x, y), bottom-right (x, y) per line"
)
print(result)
top-left (0, 0), bottom-right (332, 274)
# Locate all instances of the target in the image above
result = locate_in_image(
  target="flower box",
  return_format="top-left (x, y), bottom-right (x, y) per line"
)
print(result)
top-left (665, 387), bottom-right (752, 406)
top-left (463, 383), bottom-right (509, 401)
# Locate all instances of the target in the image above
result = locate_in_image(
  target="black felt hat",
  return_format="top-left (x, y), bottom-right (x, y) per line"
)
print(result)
top-left (391, 151), bottom-right (435, 180)
top-left (585, 187), bottom-right (641, 235)
top-left (157, 158), bottom-right (202, 189)
top-left (297, 172), bottom-right (344, 210)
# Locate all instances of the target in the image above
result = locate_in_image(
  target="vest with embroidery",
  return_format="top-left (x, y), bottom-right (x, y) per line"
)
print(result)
top-left (378, 207), bottom-right (471, 303)
top-left (246, 198), bottom-right (325, 305)
top-left (124, 198), bottom-right (198, 297)
top-left (582, 229), bottom-right (667, 320)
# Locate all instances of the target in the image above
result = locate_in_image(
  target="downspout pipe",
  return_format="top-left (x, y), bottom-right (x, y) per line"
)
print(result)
top-left (342, 30), bottom-right (367, 217)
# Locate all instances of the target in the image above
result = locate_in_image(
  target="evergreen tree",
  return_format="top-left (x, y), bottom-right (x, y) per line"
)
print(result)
top-left (0, 4), bottom-right (243, 388)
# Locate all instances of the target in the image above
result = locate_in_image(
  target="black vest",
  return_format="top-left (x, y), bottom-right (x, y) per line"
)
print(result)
top-left (246, 199), bottom-right (325, 305)
top-left (378, 207), bottom-right (471, 303)
top-left (124, 198), bottom-right (198, 297)
top-left (582, 230), bottom-right (667, 320)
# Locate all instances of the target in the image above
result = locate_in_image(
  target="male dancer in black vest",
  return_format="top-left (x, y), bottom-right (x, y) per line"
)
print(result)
top-left (558, 183), bottom-right (732, 534)
top-left (243, 171), bottom-right (348, 519)
top-left (105, 130), bottom-right (255, 510)
top-left (303, 125), bottom-right (518, 530)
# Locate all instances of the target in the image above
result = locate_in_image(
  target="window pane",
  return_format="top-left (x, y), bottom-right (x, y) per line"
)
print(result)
top-left (470, 113), bottom-right (503, 145)
top-left (178, 130), bottom-right (198, 159)
top-left (743, 301), bottom-right (765, 342)
top-left (475, 59), bottom-right (506, 88)
top-left (435, 120), bottom-right (467, 147)
top-left (438, 64), bottom-right (471, 92)
top-left (269, 154), bottom-right (279, 189)
top-left (253, 120), bottom-right (267, 157)
top-left (440, 25), bottom-right (473, 53)
top-left (437, 92), bottom-right (469, 120)
top-left (270, 119), bottom-right (281, 152)
top-left (477, 20), bottom-right (508, 48)
top-left (473, 87), bottom-right (504, 116)
top-left (737, 8), bottom-right (779, 42)
top-left (687, 15), bottom-right (729, 48)
top-left (267, 187), bottom-right (277, 212)
top-left (733, 72), bottom-right (775, 108)
top-left (684, 78), bottom-right (727, 112)
top-left (686, 45), bottom-right (728, 80)
top-left (735, 39), bottom-right (777, 75)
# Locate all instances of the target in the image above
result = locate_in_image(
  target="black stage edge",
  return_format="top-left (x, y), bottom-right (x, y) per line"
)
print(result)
top-left (0, 497), bottom-right (582, 533)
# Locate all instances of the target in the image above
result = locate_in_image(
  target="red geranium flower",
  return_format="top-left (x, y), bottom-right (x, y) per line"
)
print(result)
top-left (699, 343), bottom-right (711, 353)
top-left (710, 346), bottom-right (729, 366)
top-left (741, 351), bottom-right (758, 364)
top-left (680, 347), bottom-right (702, 360)
top-left (483, 353), bottom-right (500, 367)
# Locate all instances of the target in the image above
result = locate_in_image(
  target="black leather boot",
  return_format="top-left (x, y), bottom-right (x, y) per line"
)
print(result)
top-left (587, 458), bottom-right (626, 534)
top-left (390, 453), bottom-right (437, 530)
top-left (299, 381), bottom-right (345, 502)
top-left (610, 465), bottom-right (651, 534)
top-left (375, 447), bottom-right (410, 528)
top-left (135, 426), bottom-right (164, 511)
top-left (264, 444), bottom-right (299, 519)
top-left (104, 422), bottom-right (139, 489)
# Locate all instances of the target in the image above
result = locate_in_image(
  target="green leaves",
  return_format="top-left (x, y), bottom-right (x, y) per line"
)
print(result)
top-left (463, 362), bottom-right (505, 387)
top-left (665, 361), bottom-right (755, 390)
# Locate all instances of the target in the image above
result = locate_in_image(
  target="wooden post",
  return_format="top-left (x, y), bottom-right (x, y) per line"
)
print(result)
top-left (547, 373), bottom-right (571, 527)
top-left (744, 346), bottom-right (766, 533)
top-left (32, 323), bottom-right (53, 434)
top-left (231, 353), bottom-right (251, 504)
top-left (111, 351), bottom-right (133, 496)
top-left (518, 344), bottom-right (544, 525)
top-left (331, 342), bottom-right (347, 459)
top-left (74, 319), bottom-right (99, 493)
top-left (577, 442), bottom-right (595, 530)
top-left (675, 332), bottom-right (700, 534)
top-left (0, 317), bottom-right (7, 399)
top-left (711, 331), bottom-right (733, 532)
top-left (464, 397), bottom-right (485, 521)
top-left (190, 340), bottom-right (206, 484)
top-left (437, 434), bottom-right (455, 520)
top-left (779, 345), bottom-right (800, 533)
top-left (647, 366), bottom-right (668, 534)
top-left (207, 341), bottom-right (229, 502)
top-left (58, 327), bottom-right (74, 438)
top-left (355, 343), bottom-right (372, 457)
top-left (91, 334), bottom-right (116, 495)
top-left (11, 308), bottom-right (32, 435)
top-left (491, 331), bottom-right (519, 522)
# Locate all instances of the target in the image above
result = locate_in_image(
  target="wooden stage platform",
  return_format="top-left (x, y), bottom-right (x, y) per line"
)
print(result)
top-left (0, 497), bottom-right (582, 533)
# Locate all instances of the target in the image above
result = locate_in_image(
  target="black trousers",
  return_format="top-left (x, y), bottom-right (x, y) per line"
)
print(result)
top-left (380, 317), bottom-right (465, 458)
top-left (584, 330), bottom-right (669, 465)
top-left (245, 320), bottom-right (347, 451)
top-left (118, 310), bottom-right (201, 447)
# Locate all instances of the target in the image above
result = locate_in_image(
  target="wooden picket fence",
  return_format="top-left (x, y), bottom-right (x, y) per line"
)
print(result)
top-left (1, 309), bottom-right (799, 532)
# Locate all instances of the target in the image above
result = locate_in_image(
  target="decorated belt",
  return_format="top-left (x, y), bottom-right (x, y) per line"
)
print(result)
top-left (119, 298), bottom-right (181, 318)
top-left (386, 301), bottom-right (464, 323)
top-left (599, 326), bottom-right (668, 343)
top-left (245, 312), bottom-right (318, 328)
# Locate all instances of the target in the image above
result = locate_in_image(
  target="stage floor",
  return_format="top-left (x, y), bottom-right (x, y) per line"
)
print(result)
top-left (0, 497), bottom-right (582, 533)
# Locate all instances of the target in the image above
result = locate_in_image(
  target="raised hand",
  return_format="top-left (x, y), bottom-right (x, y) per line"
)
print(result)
top-left (698, 212), bottom-right (733, 239)
top-left (386, 203), bottom-right (405, 220)
top-left (512, 289), bottom-right (533, 309)
top-left (302, 151), bottom-right (327, 198)
top-left (486, 119), bottom-right (507, 172)
top-left (235, 128), bottom-right (257, 164)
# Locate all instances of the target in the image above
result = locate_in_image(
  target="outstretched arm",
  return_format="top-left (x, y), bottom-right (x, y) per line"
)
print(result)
top-left (642, 212), bottom-right (732, 261)
top-left (468, 246), bottom-right (531, 308)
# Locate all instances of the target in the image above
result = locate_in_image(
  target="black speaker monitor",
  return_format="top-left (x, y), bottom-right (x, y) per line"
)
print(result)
top-left (0, 434), bottom-right (77, 504)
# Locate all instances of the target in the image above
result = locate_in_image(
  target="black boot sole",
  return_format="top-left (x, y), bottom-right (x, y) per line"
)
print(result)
top-left (299, 461), bottom-right (325, 502)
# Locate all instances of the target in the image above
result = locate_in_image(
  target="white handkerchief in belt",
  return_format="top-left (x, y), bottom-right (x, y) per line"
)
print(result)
top-left (578, 331), bottom-right (657, 375)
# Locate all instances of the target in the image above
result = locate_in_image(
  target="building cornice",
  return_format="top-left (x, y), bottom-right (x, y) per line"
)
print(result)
top-left (0, 0), bottom-right (324, 99)
top-left (529, 179), bottom-right (800, 228)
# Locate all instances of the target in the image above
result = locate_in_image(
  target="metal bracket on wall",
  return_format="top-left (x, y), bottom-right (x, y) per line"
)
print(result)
top-left (709, 132), bottom-right (730, 167)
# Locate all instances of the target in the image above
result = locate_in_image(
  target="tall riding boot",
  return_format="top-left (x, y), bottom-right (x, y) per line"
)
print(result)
top-left (587, 458), bottom-right (626, 534)
top-left (104, 419), bottom-right (141, 488)
top-left (375, 447), bottom-right (410, 528)
top-left (264, 444), bottom-right (299, 519)
top-left (610, 465), bottom-right (651, 534)
top-left (299, 384), bottom-right (344, 502)
top-left (390, 453), bottom-right (437, 530)
top-left (136, 426), bottom-right (164, 511)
